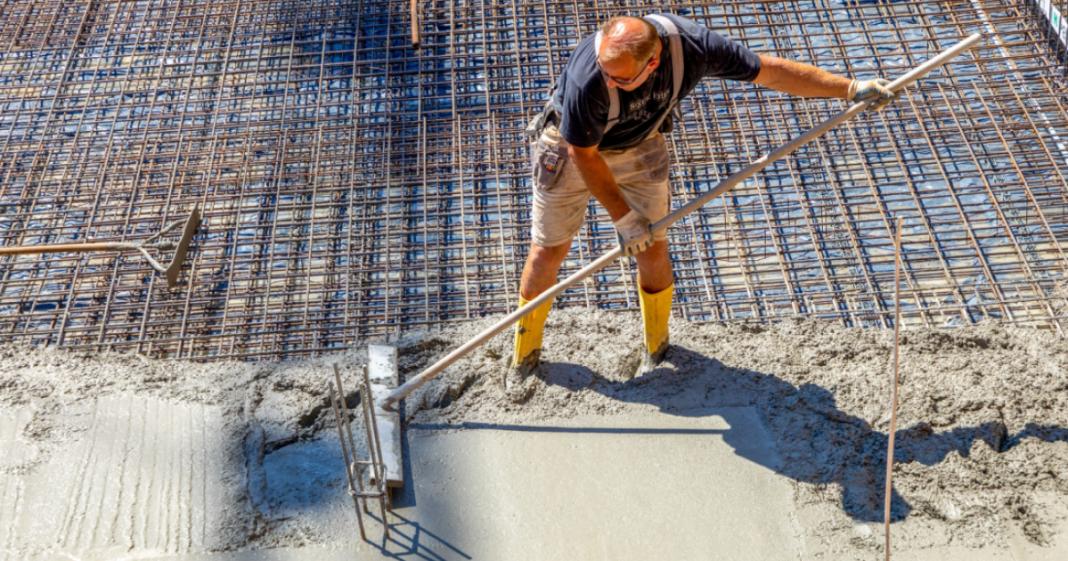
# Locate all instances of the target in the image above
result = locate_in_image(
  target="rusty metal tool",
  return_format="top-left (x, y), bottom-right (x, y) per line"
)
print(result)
top-left (0, 207), bottom-right (200, 288)
top-left (410, 0), bottom-right (420, 48)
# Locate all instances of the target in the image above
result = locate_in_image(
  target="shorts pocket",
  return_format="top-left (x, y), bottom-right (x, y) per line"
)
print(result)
top-left (532, 138), bottom-right (569, 191)
top-left (639, 137), bottom-right (670, 183)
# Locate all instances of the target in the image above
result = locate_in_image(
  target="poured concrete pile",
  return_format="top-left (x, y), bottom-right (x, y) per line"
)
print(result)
top-left (1, 310), bottom-right (1067, 558)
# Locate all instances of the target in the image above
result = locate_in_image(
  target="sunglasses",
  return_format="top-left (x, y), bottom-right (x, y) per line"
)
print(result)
top-left (596, 54), bottom-right (655, 87)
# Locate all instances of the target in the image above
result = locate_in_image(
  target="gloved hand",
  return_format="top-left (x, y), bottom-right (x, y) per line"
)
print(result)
top-left (848, 78), bottom-right (897, 112)
top-left (614, 210), bottom-right (654, 257)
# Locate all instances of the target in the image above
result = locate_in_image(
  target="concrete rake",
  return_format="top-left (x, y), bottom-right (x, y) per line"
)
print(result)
top-left (0, 206), bottom-right (200, 288)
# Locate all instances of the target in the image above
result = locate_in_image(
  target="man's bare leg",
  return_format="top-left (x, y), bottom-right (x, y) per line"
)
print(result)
top-left (519, 239), bottom-right (573, 299)
top-left (633, 239), bottom-right (672, 294)
top-left (511, 239), bottom-right (573, 379)
top-left (512, 238), bottom-right (672, 375)
top-left (521, 237), bottom-right (670, 297)
top-left (633, 239), bottom-right (674, 369)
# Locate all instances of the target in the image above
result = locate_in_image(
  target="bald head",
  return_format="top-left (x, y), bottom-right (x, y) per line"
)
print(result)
top-left (598, 16), bottom-right (659, 69)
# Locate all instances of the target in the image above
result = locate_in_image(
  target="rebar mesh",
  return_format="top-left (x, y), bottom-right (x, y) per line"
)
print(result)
top-left (1, 0), bottom-right (1067, 359)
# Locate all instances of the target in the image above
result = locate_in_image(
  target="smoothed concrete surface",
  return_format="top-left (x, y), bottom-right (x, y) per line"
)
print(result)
top-left (3, 403), bottom-right (803, 560)
top-left (6, 399), bottom-right (1068, 560)
top-left (148, 407), bottom-right (804, 560)
top-left (392, 406), bottom-right (802, 560)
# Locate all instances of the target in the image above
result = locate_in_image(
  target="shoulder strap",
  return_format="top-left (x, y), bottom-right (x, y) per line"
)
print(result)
top-left (595, 16), bottom-right (682, 138)
top-left (644, 14), bottom-right (684, 109)
top-left (594, 31), bottom-right (621, 135)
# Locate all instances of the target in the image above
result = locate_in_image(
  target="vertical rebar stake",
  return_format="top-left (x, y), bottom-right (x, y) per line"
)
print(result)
top-left (331, 364), bottom-right (391, 541)
top-left (884, 217), bottom-right (903, 560)
top-left (361, 366), bottom-right (391, 538)
top-left (334, 364), bottom-right (367, 503)
top-left (410, 0), bottom-right (420, 48)
top-left (328, 371), bottom-right (366, 540)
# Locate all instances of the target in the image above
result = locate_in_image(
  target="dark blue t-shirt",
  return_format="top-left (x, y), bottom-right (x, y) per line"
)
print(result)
top-left (552, 14), bottom-right (762, 150)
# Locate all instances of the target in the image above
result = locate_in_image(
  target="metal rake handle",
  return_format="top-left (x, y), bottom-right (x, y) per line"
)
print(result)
top-left (0, 206), bottom-right (201, 288)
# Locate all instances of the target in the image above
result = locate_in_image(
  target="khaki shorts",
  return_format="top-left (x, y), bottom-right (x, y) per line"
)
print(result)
top-left (530, 126), bottom-right (671, 248)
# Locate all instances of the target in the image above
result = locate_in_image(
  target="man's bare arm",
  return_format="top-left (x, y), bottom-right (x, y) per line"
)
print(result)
top-left (751, 55), bottom-right (851, 98)
top-left (568, 144), bottom-right (631, 221)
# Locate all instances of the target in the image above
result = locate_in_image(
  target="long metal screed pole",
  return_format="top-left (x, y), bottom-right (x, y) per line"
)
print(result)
top-left (382, 33), bottom-right (983, 410)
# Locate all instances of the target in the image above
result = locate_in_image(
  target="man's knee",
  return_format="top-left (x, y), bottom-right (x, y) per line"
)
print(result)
top-left (527, 241), bottom-right (571, 266)
top-left (634, 240), bottom-right (673, 293)
top-left (521, 241), bottom-right (572, 298)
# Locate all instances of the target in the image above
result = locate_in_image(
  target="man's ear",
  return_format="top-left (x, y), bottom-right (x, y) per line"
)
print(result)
top-left (647, 57), bottom-right (661, 71)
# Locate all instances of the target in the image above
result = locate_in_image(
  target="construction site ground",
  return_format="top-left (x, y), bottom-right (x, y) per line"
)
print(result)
top-left (2, 309), bottom-right (1068, 559)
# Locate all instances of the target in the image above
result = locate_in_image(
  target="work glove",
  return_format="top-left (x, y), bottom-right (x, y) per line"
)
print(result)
top-left (848, 78), bottom-right (897, 112)
top-left (613, 210), bottom-right (654, 257)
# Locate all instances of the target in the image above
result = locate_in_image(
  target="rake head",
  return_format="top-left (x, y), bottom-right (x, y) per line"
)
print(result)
top-left (121, 206), bottom-right (201, 288)
top-left (165, 206), bottom-right (200, 288)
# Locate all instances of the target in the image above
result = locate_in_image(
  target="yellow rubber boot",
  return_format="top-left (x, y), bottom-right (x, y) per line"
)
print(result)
top-left (512, 295), bottom-right (553, 373)
top-left (638, 284), bottom-right (673, 365)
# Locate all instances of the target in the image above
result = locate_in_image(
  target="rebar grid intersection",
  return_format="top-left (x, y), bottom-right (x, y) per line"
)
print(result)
top-left (0, 0), bottom-right (1067, 360)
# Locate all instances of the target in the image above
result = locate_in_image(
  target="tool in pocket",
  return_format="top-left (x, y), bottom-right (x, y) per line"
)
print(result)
top-left (532, 131), bottom-right (569, 191)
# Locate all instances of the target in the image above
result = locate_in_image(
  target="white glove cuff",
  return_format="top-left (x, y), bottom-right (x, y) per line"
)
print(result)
top-left (846, 79), bottom-right (859, 101)
top-left (613, 210), bottom-right (640, 229)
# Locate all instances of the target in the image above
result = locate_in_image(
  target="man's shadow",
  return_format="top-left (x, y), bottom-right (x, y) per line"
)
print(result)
top-left (535, 345), bottom-right (1066, 523)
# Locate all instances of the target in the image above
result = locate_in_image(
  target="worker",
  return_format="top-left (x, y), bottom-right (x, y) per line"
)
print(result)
top-left (511, 14), bottom-right (897, 383)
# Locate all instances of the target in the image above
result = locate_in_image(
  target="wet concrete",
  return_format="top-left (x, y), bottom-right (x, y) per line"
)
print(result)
top-left (3, 396), bottom-right (1068, 560)
top-left (389, 408), bottom-right (801, 560)
top-left (3, 311), bottom-right (1068, 558)
top-left (0, 396), bottom-right (252, 560)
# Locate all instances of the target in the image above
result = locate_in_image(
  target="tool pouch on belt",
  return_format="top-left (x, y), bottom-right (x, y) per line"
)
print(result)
top-left (525, 100), bottom-right (557, 141)
top-left (659, 113), bottom-right (673, 134)
top-left (658, 104), bottom-right (684, 135)
top-left (532, 132), bottom-right (568, 190)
